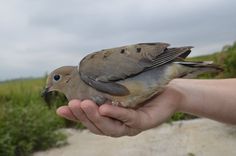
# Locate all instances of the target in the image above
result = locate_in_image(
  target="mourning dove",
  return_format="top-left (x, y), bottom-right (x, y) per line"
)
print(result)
top-left (42, 42), bottom-right (222, 108)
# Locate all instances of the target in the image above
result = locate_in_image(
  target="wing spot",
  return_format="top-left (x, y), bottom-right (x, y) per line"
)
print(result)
top-left (88, 53), bottom-right (98, 59)
top-left (138, 43), bottom-right (157, 45)
top-left (120, 49), bottom-right (125, 54)
top-left (136, 48), bottom-right (141, 53)
top-left (103, 51), bottom-right (111, 59)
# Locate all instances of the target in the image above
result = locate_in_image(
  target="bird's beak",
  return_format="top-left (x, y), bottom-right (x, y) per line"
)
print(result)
top-left (41, 86), bottom-right (54, 108)
top-left (41, 87), bottom-right (50, 97)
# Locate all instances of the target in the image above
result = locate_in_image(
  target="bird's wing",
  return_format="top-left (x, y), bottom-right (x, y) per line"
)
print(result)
top-left (78, 42), bottom-right (192, 95)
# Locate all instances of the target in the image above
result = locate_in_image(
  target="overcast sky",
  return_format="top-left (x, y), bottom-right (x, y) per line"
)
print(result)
top-left (0, 0), bottom-right (236, 81)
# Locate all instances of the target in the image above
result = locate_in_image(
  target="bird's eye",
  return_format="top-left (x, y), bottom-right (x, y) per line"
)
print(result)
top-left (53, 74), bottom-right (61, 81)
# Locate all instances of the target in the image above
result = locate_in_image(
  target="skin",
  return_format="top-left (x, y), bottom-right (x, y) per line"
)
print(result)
top-left (56, 78), bottom-right (236, 137)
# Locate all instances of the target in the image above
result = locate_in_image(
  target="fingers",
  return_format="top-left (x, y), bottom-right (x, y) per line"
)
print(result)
top-left (56, 106), bottom-right (78, 121)
top-left (80, 100), bottom-right (129, 137)
top-left (99, 103), bottom-right (168, 131)
top-left (99, 104), bottom-right (142, 128)
top-left (68, 100), bottom-right (103, 135)
top-left (57, 100), bottom-right (142, 137)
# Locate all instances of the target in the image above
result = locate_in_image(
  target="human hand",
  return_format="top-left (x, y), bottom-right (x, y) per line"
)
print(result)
top-left (56, 82), bottom-right (182, 137)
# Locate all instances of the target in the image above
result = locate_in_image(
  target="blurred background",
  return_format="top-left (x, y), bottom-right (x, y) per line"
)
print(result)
top-left (0, 0), bottom-right (236, 156)
top-left (0, 0), bottom-right (236, 81)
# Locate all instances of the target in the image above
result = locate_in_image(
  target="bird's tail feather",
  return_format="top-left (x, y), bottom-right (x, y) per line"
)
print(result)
top-left (174, 61), bottom-right (223, 78)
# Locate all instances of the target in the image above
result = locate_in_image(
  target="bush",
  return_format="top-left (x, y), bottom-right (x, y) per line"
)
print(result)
top-left (224, 44), bottom-right (236, 77)
top-left (0, 104), bottom-right (66, 156)
top-left (0, 79), bottom-right (66, 156)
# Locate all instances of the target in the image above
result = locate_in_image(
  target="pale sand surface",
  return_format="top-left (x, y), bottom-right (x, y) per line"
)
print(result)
top-left (34, 119), bottom-right (236, 156)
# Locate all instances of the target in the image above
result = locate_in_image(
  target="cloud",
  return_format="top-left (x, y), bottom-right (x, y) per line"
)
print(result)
top-left (0, 0), bottom-right (236, 80)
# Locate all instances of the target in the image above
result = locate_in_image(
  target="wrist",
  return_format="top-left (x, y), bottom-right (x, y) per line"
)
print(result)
top-left (167, 79), bottom-right (186, 112)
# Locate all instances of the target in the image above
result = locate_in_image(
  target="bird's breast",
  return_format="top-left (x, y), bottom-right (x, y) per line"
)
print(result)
top-left (110, 65), bottom-right (170, 107)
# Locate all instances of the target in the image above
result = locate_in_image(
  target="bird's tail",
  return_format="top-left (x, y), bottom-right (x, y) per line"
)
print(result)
top-left (174, 61), bottom-right (223, 78)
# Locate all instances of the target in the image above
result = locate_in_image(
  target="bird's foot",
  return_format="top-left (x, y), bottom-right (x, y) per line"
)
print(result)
top-left (91, 96), bottom-right (107, 106)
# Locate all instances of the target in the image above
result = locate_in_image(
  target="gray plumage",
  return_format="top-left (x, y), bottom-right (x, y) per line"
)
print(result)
top-left (42, 42), bottom-right (222, 108)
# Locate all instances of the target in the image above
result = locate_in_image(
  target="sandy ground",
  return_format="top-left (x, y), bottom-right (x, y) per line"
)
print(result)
top-left (34, 118), bottom-right (236, 156)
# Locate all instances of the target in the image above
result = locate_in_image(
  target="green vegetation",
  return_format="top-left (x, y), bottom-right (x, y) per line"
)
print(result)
top-left (0, 42), bottom-right (236, 155)
top-left (187, 42), bottom-right (236, 79)
top-left (0, 78), bottom-right (67, 156)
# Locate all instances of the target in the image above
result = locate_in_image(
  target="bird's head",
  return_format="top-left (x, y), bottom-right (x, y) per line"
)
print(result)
top-left (42, 66), bottom-right (77, 97)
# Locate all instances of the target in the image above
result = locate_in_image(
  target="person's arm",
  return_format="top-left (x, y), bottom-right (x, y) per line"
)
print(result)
top-left (56, 79), bottom-right (236, 137)
top-left (173, 79), bottom-right (236, 124)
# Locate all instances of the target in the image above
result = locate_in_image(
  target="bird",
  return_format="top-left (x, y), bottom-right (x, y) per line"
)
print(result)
top-left (42, 42), bottom-right (222, 108)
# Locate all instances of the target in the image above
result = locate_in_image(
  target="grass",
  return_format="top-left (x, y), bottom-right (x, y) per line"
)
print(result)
top-left (0, 42), bottom-right (236, 155)
top-left (0, 78), bottom-right (79, 156)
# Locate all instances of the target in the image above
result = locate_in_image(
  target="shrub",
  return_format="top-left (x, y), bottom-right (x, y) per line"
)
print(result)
top-left (0, 79), bottom-right (66, 156)
top-left (224, 44), bottom-right (236, 77)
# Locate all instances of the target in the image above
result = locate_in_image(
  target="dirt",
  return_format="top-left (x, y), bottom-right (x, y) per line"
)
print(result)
top-left (34, 119), bottom-right (236, 156)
